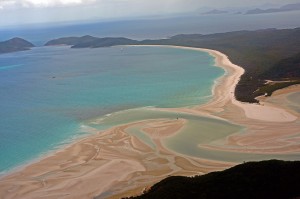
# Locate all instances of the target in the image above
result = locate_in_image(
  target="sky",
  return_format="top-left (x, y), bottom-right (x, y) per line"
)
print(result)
top-left (0, 0), bottom-right (299, 27)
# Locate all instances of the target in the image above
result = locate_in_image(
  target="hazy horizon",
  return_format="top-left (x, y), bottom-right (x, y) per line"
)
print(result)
top-left (0, 0), bottom-right (300, 27)
top-left (1, 10), bottom-right (300, 47)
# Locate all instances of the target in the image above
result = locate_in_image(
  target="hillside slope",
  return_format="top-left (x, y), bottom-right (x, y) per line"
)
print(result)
top-left (126, 160), bottom-right (300, 199)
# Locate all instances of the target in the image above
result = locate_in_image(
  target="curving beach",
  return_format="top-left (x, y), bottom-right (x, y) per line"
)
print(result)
top-left (0, 46), bottom-right (299, 199)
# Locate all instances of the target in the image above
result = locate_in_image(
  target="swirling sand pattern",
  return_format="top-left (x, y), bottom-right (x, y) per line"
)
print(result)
top-left (0, 46), bottom-right (299, 199)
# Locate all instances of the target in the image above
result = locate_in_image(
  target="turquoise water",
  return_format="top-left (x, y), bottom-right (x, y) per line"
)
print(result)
top-left (0, 46), bottom-right (224, 174)
top-left (287, 92), bottom-right (300, 113)
top-left (266, 91), bottom-right (300, 114)
top-left (101, 108), bottom-right (300, 163)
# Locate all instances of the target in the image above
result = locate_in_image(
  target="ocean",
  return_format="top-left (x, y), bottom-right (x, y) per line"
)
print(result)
top-left (0, 45), bottom-right (224, 174)
top-left (1, 11), bottom-right (299, 175)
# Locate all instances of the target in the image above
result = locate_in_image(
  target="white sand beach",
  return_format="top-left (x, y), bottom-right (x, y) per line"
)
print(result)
top-left (0, 45), bottom-right (299, 199)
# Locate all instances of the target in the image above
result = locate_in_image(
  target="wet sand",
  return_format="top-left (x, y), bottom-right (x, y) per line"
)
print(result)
top-left (0, 46), bottom-right (299, 199)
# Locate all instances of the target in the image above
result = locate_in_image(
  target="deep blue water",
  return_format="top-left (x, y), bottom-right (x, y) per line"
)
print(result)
top-left (0, 45), bottom-right (223, 174)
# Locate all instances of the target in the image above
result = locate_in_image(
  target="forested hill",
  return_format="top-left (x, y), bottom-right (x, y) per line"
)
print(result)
top-left (125, 160), bottom-right (300, 199)
top-left (45, 35), bottom-right (138, 48)
top-left (0, 37), bottom-right (35, 54)
top-left (45, 28), bottom-right (300, 103)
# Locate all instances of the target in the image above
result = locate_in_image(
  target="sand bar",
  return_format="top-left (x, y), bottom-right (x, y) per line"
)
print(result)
top-left (0, 45), bottom-right (299, 199)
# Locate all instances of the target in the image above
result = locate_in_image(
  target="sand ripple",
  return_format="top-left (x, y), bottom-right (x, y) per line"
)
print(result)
top-left (1, 46), bottom-right (299, 199)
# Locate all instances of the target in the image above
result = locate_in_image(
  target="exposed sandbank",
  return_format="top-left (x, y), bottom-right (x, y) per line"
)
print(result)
top-left (0, 45), bottom-right (299, 199)
top-left (0, 119), bottom-right (233, 199)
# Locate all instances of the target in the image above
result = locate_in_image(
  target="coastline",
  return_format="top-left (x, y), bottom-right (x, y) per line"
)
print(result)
top-left (142, 45), bottom-right (297, 122)
top-left (0, 45), bottom-right (299, 199)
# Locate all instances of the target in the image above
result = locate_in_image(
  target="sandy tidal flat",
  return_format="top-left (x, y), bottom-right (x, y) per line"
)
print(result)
top-left (0, 46), bottom-right (299, 199)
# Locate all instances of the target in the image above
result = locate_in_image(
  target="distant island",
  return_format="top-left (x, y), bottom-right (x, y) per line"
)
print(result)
top-left (202, 9), bottom-right (228, 15)
top-left (246, 3), bottom-right (300, 14)
top-left (45, 35), bottom-right (138, 48)
top-left (126, 160), bottom-right (300, 199)
top-left (0, 37), bottom-right (35, 54)
top-left (45, 27), bottom-right (300, 103)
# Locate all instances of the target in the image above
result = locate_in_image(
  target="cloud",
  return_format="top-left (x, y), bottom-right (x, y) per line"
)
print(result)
top-left (0, 0), bottom-right (296, 10)
top-left (0, 0), bottom-right (16, 9)
top-left (0, 0), bottom-right (96, 9)
top-left (22, 0), bottom-right (96, 8)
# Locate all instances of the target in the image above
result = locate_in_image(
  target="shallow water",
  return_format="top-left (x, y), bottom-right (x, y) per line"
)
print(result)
top-left (0, 45), bottom-right (224, 173)
top-left (286, 92), bottom-right (300, 113)
top-left (164, 119), bottom-right (300, 162)
top-left (266, 91), bottom-right (300, 114)
top-left (92, 107), bottom-right (300, 163)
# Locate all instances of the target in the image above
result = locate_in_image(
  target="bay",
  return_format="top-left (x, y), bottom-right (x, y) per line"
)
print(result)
top-left (0, 45), bottom-right (224, 173)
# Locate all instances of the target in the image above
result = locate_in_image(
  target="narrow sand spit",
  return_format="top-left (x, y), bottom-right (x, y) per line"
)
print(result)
top-left (0, 45), bottom-right (299, 199)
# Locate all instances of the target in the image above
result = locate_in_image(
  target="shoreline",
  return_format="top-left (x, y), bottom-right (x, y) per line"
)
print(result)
top-left (0, 45), bottom-right (299, 199)
top-left (142, 45), bottom-right (297, 122)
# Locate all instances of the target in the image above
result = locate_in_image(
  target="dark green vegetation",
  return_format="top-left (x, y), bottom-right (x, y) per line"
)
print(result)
top-left (0, 37), bottom-right (35, 54)
top-left (46, 28), bottom-right (300, 103)
top-left (126, 160), bottom-right (300, 199)
top-left (45, 35), bottom-right (138, 48)
top-left (255, 80), bottom-right (300, 97)
top-left (260, 53), bottom-right (300, 79)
